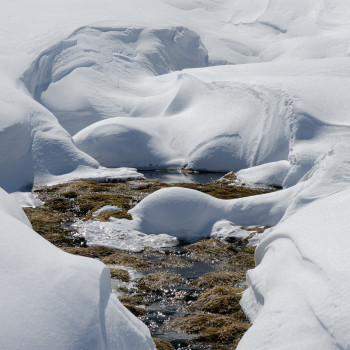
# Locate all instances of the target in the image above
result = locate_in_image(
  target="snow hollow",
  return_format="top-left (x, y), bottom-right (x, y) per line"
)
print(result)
top-left (1, 0), bottom-right (350, 349)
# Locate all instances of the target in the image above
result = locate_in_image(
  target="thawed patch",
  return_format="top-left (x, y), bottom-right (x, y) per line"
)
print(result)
top-left (72, 218), bottom-right (179, 252)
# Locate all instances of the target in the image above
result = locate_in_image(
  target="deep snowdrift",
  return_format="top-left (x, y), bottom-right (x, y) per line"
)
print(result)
top-left (2, 0), bottom-right (350, 349)
top-left (0, 189), bottom-right (154, 350)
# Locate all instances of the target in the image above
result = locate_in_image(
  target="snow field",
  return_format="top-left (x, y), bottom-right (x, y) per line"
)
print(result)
top-left (1, 0), bottom-right (350, 349)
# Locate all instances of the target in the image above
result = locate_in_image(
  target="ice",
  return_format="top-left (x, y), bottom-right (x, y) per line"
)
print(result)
top-left (72, 218), bottom-right (179, 252)
top-left (210, 220), bottom-right (250, 242)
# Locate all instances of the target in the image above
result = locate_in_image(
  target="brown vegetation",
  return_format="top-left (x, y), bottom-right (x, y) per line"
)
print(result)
top-left (136, 272), bottom-right (183, 291)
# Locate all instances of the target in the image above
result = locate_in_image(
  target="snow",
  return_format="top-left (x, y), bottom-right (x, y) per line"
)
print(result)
top-left (235, 160), bottom-right (291, 188)
top-left (72, 218), bottom-right (178, 252)
top-left (210, 220), bottom-right (251, 242)
top-left (1, 0), bottom-right (350, 349)
top-left (0, 188), bottom-right (154, 350)
top-left (92, 205), bottom-right (122, 216)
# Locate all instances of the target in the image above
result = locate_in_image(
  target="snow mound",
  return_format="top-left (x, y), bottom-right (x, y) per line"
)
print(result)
top-left (240, 186), bottom-right (350, 350)
top-left (0, 188), bottom-right (154, 350)
top-left (129, 185), bottom-right (293, 241)
top-left (74, 79), bottom-right (292, 171)
top-left (0, 82), bottom-right (101, 193)
top-left (236, 160), bottom-right (291, 188)
top-left (23, 25), bottom-right (208, 135)
top-left (210, 220), bottom-right (251, 242)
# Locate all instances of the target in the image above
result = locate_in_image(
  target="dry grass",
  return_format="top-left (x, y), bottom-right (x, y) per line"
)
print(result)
top-left (189, 286), bottom-right (245, 315)
top-left (226, 246), bottom-right (256, 270)
top-left (169, 313), bottom-right (234, 334)
top-left (136, 272), bottom-right (183, 291)
top-left (190, 271), bottom-right (246, 289)
top-left (61, 246), bottom-right (115, 258)
top-left (118, 294), bottom-right (148, 306)
top-left (101, 252), bottom-right (150, 270)
top-left (153, 338), bottom-right (174, 350)
top-left (193, 321), bottom-right (250, 348)
top-left (109, 268), bottom-right (130, 282)
top-left (172, 182), bottom-right (270, 200)
top-left (122, 303), bottom-right (147, 317)
top-left (169, 312), bottom-right (250, 349)
top-left (186, 239), bottom-right (234, 261)
top-left (24, 207), bottom-right (74, 247)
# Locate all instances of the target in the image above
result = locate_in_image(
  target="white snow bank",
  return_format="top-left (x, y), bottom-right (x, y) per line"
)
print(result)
top-left (73, 78), bottom-right (291, 171)
top-left (0, 78), bottom-right (143, 193)
top-left (0, 188), bottom-right (154, 350)
top-left (239, 186), bottom-right (350, 350)
top-left (23, 25), bottom-right (208, 135)
top-left (236, 160), bottom-right (291, 188)
top-left (71, 57), bottom-right (350, 183)
top-left (129, 186), bottom-right (294, 241)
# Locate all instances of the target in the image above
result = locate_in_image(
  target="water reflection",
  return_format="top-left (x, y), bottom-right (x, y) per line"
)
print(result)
top-left (140, 171), bottom-right (227, 184)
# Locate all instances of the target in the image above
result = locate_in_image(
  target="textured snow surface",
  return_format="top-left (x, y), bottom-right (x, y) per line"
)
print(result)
top-left (0, 190), bottom-right (155, 350)
top-left (2, 0), bottom-right (350, 349)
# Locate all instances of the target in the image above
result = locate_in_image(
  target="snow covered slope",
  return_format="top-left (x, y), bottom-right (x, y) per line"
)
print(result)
top-left (0, 188), bottom-right (154, 350)
top-left (2, 0), bottom-right (350, 349)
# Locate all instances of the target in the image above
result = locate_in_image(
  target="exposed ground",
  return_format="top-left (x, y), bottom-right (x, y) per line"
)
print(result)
top-left (24, 176), bottom-right (270, 349)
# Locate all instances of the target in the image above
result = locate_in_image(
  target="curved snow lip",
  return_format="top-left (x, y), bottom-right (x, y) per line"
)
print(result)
top-left (0, 188), bottom-right (155, 350)
top-left (21, 24), bottom-right (208, 134)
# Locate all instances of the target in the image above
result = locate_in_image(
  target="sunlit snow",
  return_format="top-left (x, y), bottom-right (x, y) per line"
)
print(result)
top-left (2, 0), bottom-right (350, 349)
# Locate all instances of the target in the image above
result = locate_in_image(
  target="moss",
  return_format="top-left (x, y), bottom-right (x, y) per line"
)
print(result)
top-left (169, 311), bottom-right (250, 348)
top-left (44, 197), bottom-right (72, 212)
top-left (190, 271), bottom-right (246, 289)
top-left (62, 245), bottom-right (115, 258)
top-left (193, 321), bottom-right (250, 347)
top-left (148, 257), bottom-right (192, 269)
top-left (93, 210), bottom-right (132, 221)
top-left (186, 239), bottom-right (234, 261)
top-left (226, 248), bottom-right (256, 270)
top-left (172, 182), bottom-right (270, 200)
top-left (116, 287), bottom-right (129, 294)
top-left (153, 338), bottom-right (175, 350)
top-left (189, 286), bottom-right (244, 315)
top-left (169, 314), bottom-right (234, 334)
top-left (41, 232), bottom-right (74, 247)
top-left (109, 268), bottom-right (130, 282)
top-left (77, 193), bottom-right (130, 217)
top-left (136, 272), bottom-right (183, 291)
top-left (122, 303), bottom-right (147, 317)
top-left (222, 172), bottom-right (237, 181)
top-left (101, 252), bottom-right (150, 270)
top-left (118, 294), bottom-right (148, 306)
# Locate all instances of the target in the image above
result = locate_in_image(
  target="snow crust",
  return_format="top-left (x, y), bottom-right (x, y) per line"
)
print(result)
top-left (2, 0), bottom-right (350, 349)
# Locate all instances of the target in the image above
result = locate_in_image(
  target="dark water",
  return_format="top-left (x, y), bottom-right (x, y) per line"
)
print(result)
top-left (140, 171), bottom-right (227, 184)
top-left (141, 256), bottom-right (215, 349)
